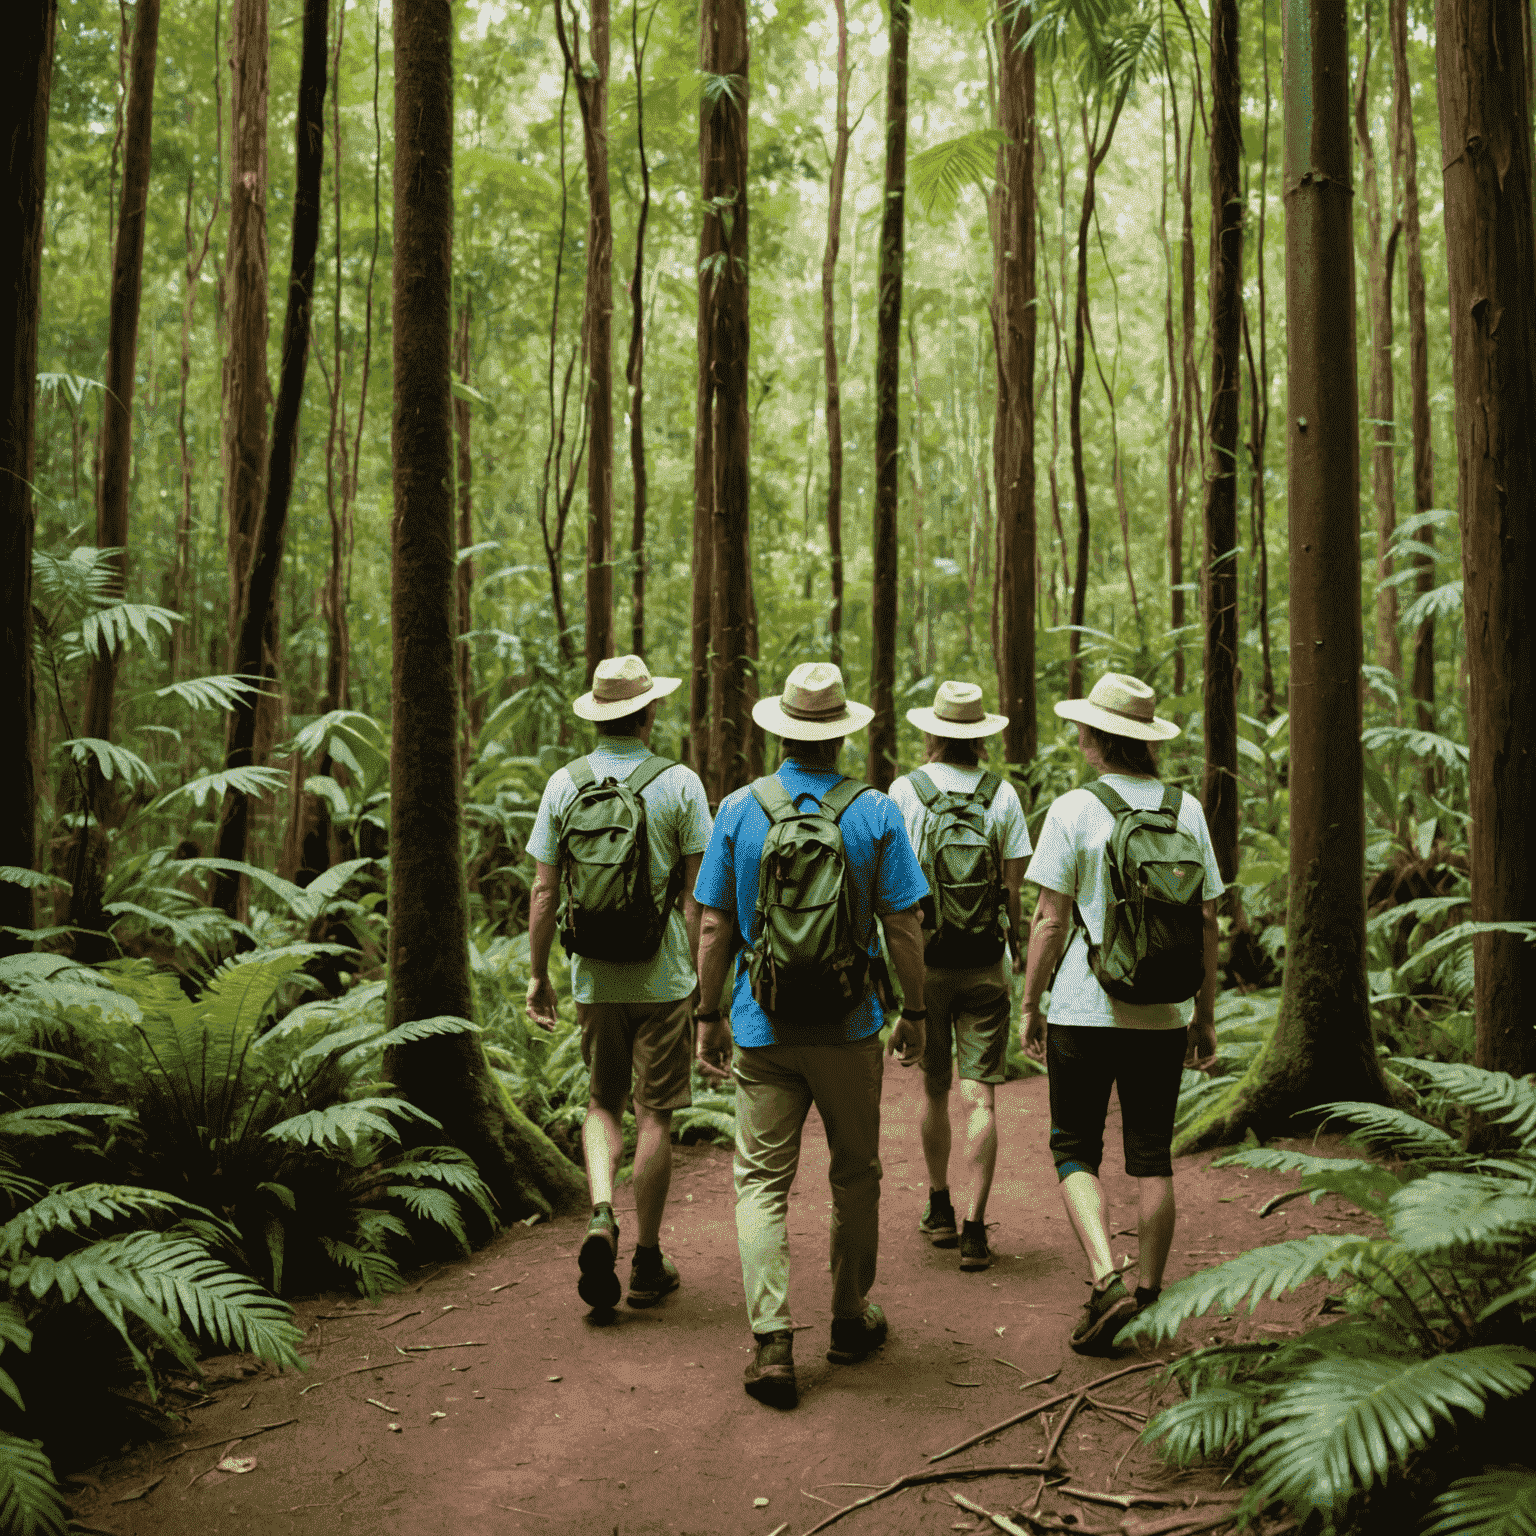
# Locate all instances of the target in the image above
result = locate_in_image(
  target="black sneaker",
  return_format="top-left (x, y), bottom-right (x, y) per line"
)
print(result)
top-left (577, 1205), bottom-right (620, 1310)
top-left (827, 1302), bottom-right (888, 1364)
top-left (1069, 1274), bottom-right (1136, 1356)
top-left (744, 1331), bottom-right (797, 1409)
top-left (626, 1248), bottom-right (680, 1308)
top-left (959, 1219), bottom-right (990, 1272)
top-left (918, 1191), bottom-right (959, 1248)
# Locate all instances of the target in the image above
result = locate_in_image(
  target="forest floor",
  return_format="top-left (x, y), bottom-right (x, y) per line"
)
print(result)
top-left (62, 1068), bottom-right (1362, 1536)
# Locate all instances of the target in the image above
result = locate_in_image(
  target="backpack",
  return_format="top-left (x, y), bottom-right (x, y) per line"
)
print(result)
top-left (746, 775), bottom-right (872, 1026)
top-left (909, 768), bottom-right (1008, 968)
top-left (1078, 780), bottom-right (1206, 1004)
top-left (555, 754), bottom-right (681, 964)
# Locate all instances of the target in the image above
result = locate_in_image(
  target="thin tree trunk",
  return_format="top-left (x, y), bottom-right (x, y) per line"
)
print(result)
top-left (1434, 0), bottom-right (1536, 1089)
top-left (823, 0), bottom-right (851, 668)
top-left (908, 311), bottom-right (926, 678)
top-left (1202, 0), bottom-right (1242, 890)
top-left (1158, 58), bottom-right (1185, 693)
top-left (1181, 0), bottom-right (1388, 1150)
top-left (993, 4), bottom-right (1037, 768)
top-left (453, 299), bottom-right (477, 761)
top-left (869, 0), bottom-right (909, 790)
top-left (385, 0), bottom-right (583, 1219)
top-left (688, 17), bottom-right (716, 781)
top-left (626, 0), bottom-right (654, 658)
top-left (211, 0), bottom-right (328, 921)
top-left (69, 0), bottom-right (160, 947)
top-left (0, 0), bottom-right (56, 956)
top-left (1392, 0), bottom-right (1434, 735)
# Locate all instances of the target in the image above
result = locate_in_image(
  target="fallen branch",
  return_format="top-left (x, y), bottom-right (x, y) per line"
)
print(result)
top-left (298, 1359), bottom-right (412, 1395)
top-left (929, 1361), bottom-right (1166, 1463)
top-left (1042, 1395), bottom-right (1084, 1464)
top-left (395, 1341), bottom-right (487, 1353)
top-left (1122, 1509), bottom-right (1244, 1536)
top-left (952, 1489), bottom-right (1032, 1535)
top-left (799, 1462), bottom-right (1053, 1536)
top-left (161, 1418), bottom-right (297, 1463)
top-left (377, 1309), bottom-right (422, 1329)
top-left (1054, 1488), bottom-right (1223, 1510)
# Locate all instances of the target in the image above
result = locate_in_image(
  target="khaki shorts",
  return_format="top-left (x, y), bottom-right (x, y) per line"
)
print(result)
top-left (921, 958), bottom-right (1012, 1087)
top-left (576, 997), bottom-right (694, 1112)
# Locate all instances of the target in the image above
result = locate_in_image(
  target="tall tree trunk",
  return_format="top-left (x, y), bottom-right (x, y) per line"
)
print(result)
top-left (1354, 14), bottom-right (1401, 682)
top-left (555, 0), bottom-right (614, 684)
top-left (385, 0), bottom-right (583, 1218)
top-left (869, 0), bottom-right (909, 790)
top-left (1392, 0), bottom-right (1434, 735)
top-left (211, 0), bottom-right (328, 920)
top-left (1434, 0), bottom-right (1536, 1089)
top-left (1180, 0), bottom-right (1388, 1152)
top-left (1202, 0), bottom-right (1242, 889)
top-left (702, 0), bottom-right (754, 804)
top-left (626, 0), bottom-right (653, 658)
top-left (0, 0), bottom-right (56, 957)
top-left (993, 6), bottom-right (1036, 769)
top-left (823, 0), bottom-right (851, 669)
top-left (68, 0), bottom-right (160, 948)
top-left (453, 298), bottom-right (477, 759)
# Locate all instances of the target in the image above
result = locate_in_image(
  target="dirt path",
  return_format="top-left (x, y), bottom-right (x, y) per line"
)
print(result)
top-left (68, 1067), bottom-right (1341, 1536)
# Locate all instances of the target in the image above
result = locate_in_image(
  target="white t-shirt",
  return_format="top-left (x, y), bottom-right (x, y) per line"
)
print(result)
top-left (1025, 773), bottom-right (1224, 1029)
top-left (888, 763), bottom-right (1034, 867)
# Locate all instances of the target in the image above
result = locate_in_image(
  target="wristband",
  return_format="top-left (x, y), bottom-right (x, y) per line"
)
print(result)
top-left (900, 1007), bottom-right (928, 1021)
top-left (695, 1008), bottom-right (722, 1024)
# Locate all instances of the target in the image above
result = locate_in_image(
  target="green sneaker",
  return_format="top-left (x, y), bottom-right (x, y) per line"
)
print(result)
top-left (577, 1205), bottom-right (620, 1311)
top-left (1069, 1274), bottom-right (1136, 1356)
top-left (626, 1248), bottom-right (679, 1308)
top-left (918, 1191), bottom-right (959, 1248)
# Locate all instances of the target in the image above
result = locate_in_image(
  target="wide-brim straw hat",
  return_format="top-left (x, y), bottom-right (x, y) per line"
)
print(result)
top-left (751, 662), bottom-right (875, 742)
top-left (1054, 672), bottom-right (1181, 742)
top-left (907, 680), bottom-right (1009, 740)
top-left (572, 654), bottom-right (682, 722)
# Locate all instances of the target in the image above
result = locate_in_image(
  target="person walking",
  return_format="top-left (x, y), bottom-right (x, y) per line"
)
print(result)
top-left (693, 662), bottom-right (930, 1410)
top-left (1020, 673), bottom-right (1221, 1353)
top-left (525, 655), bottom-right (713, 1314)
top-left (888, 681), bottom-right (1032, 1273)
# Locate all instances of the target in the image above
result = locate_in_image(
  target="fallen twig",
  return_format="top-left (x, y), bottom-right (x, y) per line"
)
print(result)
top-left (1084, 1395), bottom-right (1148, 1432)
top-left (1055, 1488), bottom-right (1225, 1511)
top-left (394, 1341), bottom-right (487, 1353)
top-left (377, 1310), bottom-right (422, 1329)
top-left (1122, 1509), bottom-right (1243, 1536)
top-left (110, 1474), bottom-right (164, 1503)
top-left (798, 1462), bottom-right (1053, 1536)
top-left (316, 1311), bottom-right (381, 1320)
top-left (495, 1506), bottom-right (553, 1519)
top-left (299, 1359), bottom-right (411, 1395)
top-left (929, 1361), bottom-right (1166, 1463)
top-left (364, 1398), bottom-right (398, 1413)
top-left (161, 1419), bottom-right (298, 1463)
top-left (952, 1489), bottom-right (1031, 1535)
top-left (1042, 1395), bottom-right (1084, 1464)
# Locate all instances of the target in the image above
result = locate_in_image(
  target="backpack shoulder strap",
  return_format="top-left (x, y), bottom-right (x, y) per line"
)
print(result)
top-left (567, 757), bottom-right (596, 791)
top-left (749, 776), bottom-right (798, 824)
top-left (1158, 783), bottom-right (1183, 818)
top-left (975, 770), bottom-right (1003, 806)
top-left (907, 769), bottom-right (940, 807)
top-left (821, 777), bottom-right (871, 824)
top-left (625, 754), bottom-right (676, 796)
top-left (1081, 778), bottom-right (1130, 817)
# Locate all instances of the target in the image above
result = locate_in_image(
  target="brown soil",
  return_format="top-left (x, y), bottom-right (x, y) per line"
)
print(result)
top-left (65, 1067), bottom-right (1355, 1536)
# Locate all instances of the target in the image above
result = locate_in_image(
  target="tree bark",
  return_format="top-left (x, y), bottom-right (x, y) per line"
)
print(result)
top-left (626, 0), bottom-right (653, 658)
top-left (1180, 0), bottom-right (1388, 1151)
top-left (1201, 0), bottom-right (1241, 889)
top-left (453, 298), bottom-right (477, 761)
top-left (68, 0), bottom-right (160, 948)
top-left (823, 0), bottom-right (851, 669)
top-left (1434, 0), bottom-right (1536, 1088)
top-left (869, 0), bottom-right (909, 790)
top-left (0, 0), bottom-right (56, 956)
top-left (385, 0), bottom-right (583, 1219)
top-left (211, 0), bottom-right (328, 920)
top-left (993, 6), bottom-right (1036, 770)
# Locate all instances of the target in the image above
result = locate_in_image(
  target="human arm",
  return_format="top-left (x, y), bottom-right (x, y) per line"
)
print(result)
top-left (1020, 885), bottom-right (1072, 1061)
top-left (694, 903), bottom-right (736, 1082)
top-left (881, 903), bottom-right (926, 1067)
top-left (680, 852), bottom-right (704, 970)
top-left (525, 860), bottom-right (561, 1029)
top-left (1004, 856), bottom-right (1027, 973)
top-left (1186, 899), bottom-right (1219, 1070)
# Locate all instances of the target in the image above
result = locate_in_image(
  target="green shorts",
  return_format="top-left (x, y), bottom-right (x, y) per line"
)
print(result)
top-left (920, 958), bottom-right (1012, 1088)
top-left (576, 997), bottom-right (694, 1112)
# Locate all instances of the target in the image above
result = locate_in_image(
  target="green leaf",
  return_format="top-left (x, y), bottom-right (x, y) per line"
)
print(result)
top-left (0, 868), bottom-right (69, 894)
top-left (1306, 1100), bottom-right (1463, 1162)
top-left (303, 774), bottom-right (352, 820)
top-left (1386, 1173), bottom-right (1536, 1256)
top-left (908, 128), bottom-right (1007, 218)
top-left (59, 738), bottom-right (158, 792)
top-left (1422, 1469), bottom-right (1536, 1536)
top-left (158, 765), bottom-right (290, 811)
top-left (1393, 1058), bottom-right (1536, 1146)
top-left (388, 1184), bottom-right (469, 1250)
top-left (0, 1184), bottom-right (205, 1263)
top-left (173, 857), bottom-right (310, 917)
top-left (151, 673), bottom-right (266, 712)
top-left (1399, 578), bottom-right (1463, 632)
top-left (0, 1431), bottom-right (66, 1536)
top-left (1142, 1380), bottom-right (1262, 1467)
top-left (264, 1097), bottom-right (442, 1152)
top-left (80, 601), bottom-right (179, 659)
top-left (450, 377), bottom-right (497, 423)
top-left (371, 1015), bottom-right (481, 1051)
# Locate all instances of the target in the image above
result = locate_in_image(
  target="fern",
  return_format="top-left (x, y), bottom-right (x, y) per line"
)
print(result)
top-left (388, 1185), bottom-right (469, 1250)
top-left (0, 1432), bottom-right (66, 1536)
top-left (151, 673), bottom-right (264, 713)
top-left (371, 1014), bottom-right (481, 1051)
top-left (0, 868), bottom-right (69, 895)
top-left (1395, 1058), bottom-right (1536, 1146)
top-left (1386, 1173), bottom-right (1536, 1257)
top-left (0, 1184), bottom-right (203, 1262)
top-left (157, 764), bottom-right (289, 810)
top-left (1422, 1469), bottom-right (1536, 1536)
top-left (382, 1147), bottom-right (496, 1224)
top-left (0, 1102), bottom-right (132, 1138)
top-left (320, 1237), bottom-right (402, 1301)
top-left (1142, 1381), bottom-right (1262, 1467)
top-left (265, 1097), bottom-right (441, 1151)
top-left (79, 601), bottom-right (178, 659)
top-left (1308, 1100), bottom-right (1464, 1162)
top-left (59, 737), bottom-right (159, 792)
top-left (0, 1302), bottom-right (31, 1411)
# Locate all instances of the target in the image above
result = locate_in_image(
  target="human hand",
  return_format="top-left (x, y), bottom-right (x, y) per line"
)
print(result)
top-left (525, 974), bottom-right (559, 1031)
top-left (1011, 948), bottom-right (1024, 976)
top-left (1185, 1018), bottom-right (1218, 1072)
top-left (1021, 1005), bottom-right (1047, 1063)
top-left (696, 1011), bottom-right (734, 1083)
top-left (887, 1014), bottom-right (925, 1069)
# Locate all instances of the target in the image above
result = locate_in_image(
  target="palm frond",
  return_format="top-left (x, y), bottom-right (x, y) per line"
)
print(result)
top-left (1394, 1059), bottom-right (1536, 1147)
top-left (0, 1432), bottom-right (66, 1536)
top-left (156, 765), bottom-right (289, 810)
top-left (79, 601), bottom-right (178, 659)
top-left (151, 673), bottom-right (265, 713)
top-left (265, 1097), bottom-right (440, 1152)
top-left (908, 128), bottom-right (1006, 218)
top-left (59, 737), bottom-right (158, 792)
top-left (1387, 1172), bottom-right (1536, 1256)
top-left (1308, 1100), bottom-right (1464, 1162)
top-left (1422, 1468), bottom-right (1536, 1536)
top-left (1142, 1382), bottom-right (1262, 1467)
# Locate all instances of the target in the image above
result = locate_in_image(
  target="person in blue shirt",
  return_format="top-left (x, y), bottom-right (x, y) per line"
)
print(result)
top-left (693, 662), bottom-right (930, 1411)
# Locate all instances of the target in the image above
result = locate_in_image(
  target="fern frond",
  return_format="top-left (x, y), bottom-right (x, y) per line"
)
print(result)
top-left (1387, 1172), bottom-right (1536, 1256)
top-left (0, 868), bottom-right (69, 895)
top-left (1216, 1146), bottom-right (1383, 1179)
top-left (59, 737), bottom-right (158, 792)
top-left (320, 1236), bottom-right (402, 1301)
top-left (151, 673), bottom-right (265, 713)
top-left (157, 764), bottom-right (289, 810)
top-left (79, 601), bottom-right (178, 659)
top-left (0, 1184), bottom-right (203, 1262)
top-left (0, 1103), bottom-right (132, 1140)
top-left (388, 1185), bottom-right (469, 1250)
top-left (0, 1432), bottom-right (66, 1536)
top-left (382, 1148), bottom-right (496, 1223)
top-left (1308, 1100), bottom-right (1464, 1162)
top-left (371, 1015), bottom-right (481, 1052)
top-left (291, 857), bottom-right (375, 919)
top-left (355, 1208), bottom-right (410, 1248)
top-left (265, 1097), bottom-right (440, 1151)
top-left (1394, 1058), bottom-right (1536, 1147)
top-left (672, 1107), bottom-right (738, 1142)
top-left (1142, 1382), bottom-right (1262, 1467)
top-left (1422, 1468), bottom-right (1536, 1536)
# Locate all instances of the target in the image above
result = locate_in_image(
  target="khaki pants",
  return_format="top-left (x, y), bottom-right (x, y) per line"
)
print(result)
top-left (731, 1032), bottom-right (885, 1335)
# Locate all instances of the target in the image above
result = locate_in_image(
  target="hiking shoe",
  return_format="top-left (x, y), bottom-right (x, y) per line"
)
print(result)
top-left (919, 1191), bottom-right (959, 1248)
top-left (626, 1248), bottom-right (680, 1309)
top-left (577, 1205), bottom-right (620, 1311)
top-left (959, 1219), bottom-right (990, 1272)
top-left (827, 1302), bottom-right (888, 1364)
top-left (1069, 1274), bottom-right (1137, 1356)
top-left (743, 1331), bottom-right (798, 1410)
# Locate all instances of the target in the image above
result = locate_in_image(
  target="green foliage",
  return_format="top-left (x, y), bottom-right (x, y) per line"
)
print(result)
top-left (0, 1432), bottom-right (66, 1536)
top-left (908, 129), bottom-right (1007, 218)
top-left (1422, 1470), bottom-right (1536, 1536)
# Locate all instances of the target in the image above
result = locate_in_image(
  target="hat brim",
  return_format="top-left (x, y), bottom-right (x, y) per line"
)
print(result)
top-left (573, 675), bottom-right (682, 722)
top-left (1054, 698), bottom-right (1181, 742)
top-left (752, 695), bottom-right (875, 741)
top-left (907, 706), bottom-right (1009, 740)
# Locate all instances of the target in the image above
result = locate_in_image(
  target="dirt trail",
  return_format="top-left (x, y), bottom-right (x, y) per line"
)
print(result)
top-left (69, 1067), bottom-right (1340, 1536)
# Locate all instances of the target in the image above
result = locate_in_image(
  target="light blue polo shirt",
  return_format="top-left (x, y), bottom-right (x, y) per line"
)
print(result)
top-left (693, 763), bottom-right (929, 1048)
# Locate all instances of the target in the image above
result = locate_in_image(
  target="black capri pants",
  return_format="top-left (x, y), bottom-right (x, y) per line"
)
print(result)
top-left (1046, 1024), bottom-right (1187, 1180)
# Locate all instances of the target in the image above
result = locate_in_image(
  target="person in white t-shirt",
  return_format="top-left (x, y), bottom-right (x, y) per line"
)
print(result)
top-left (1021, 673), bottom-right (1221, 1355)
top-left (888, 682), bottom-right (1032, 1273)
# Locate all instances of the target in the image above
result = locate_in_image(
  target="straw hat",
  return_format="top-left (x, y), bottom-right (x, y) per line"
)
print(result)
top-left (751, 662), bottom-right (875, 742)
top-left (572, 654), bottom-right (682, 722)
top-left (1053, 672), bottom-right (1181, 742)
top-left (906, 680), bottom-right (1009, 740)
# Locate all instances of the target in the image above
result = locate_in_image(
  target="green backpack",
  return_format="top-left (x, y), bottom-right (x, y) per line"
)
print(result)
top-left (555, 755), bottom-right (681, 964)
top-left (746, 776), bottom-right (872, 1026)
top-left (1079, 780), bottom-right (1206, 1005)
top-left (909, 768), bottom-right (1007, 969)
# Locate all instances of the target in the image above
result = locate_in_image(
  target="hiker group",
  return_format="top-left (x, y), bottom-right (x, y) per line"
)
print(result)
top-left (524, 655), bottom-right (1222, 1410)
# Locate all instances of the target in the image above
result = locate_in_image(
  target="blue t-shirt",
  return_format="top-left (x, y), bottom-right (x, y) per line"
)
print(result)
top-left (693, 763), bottom-right (929, 1048)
